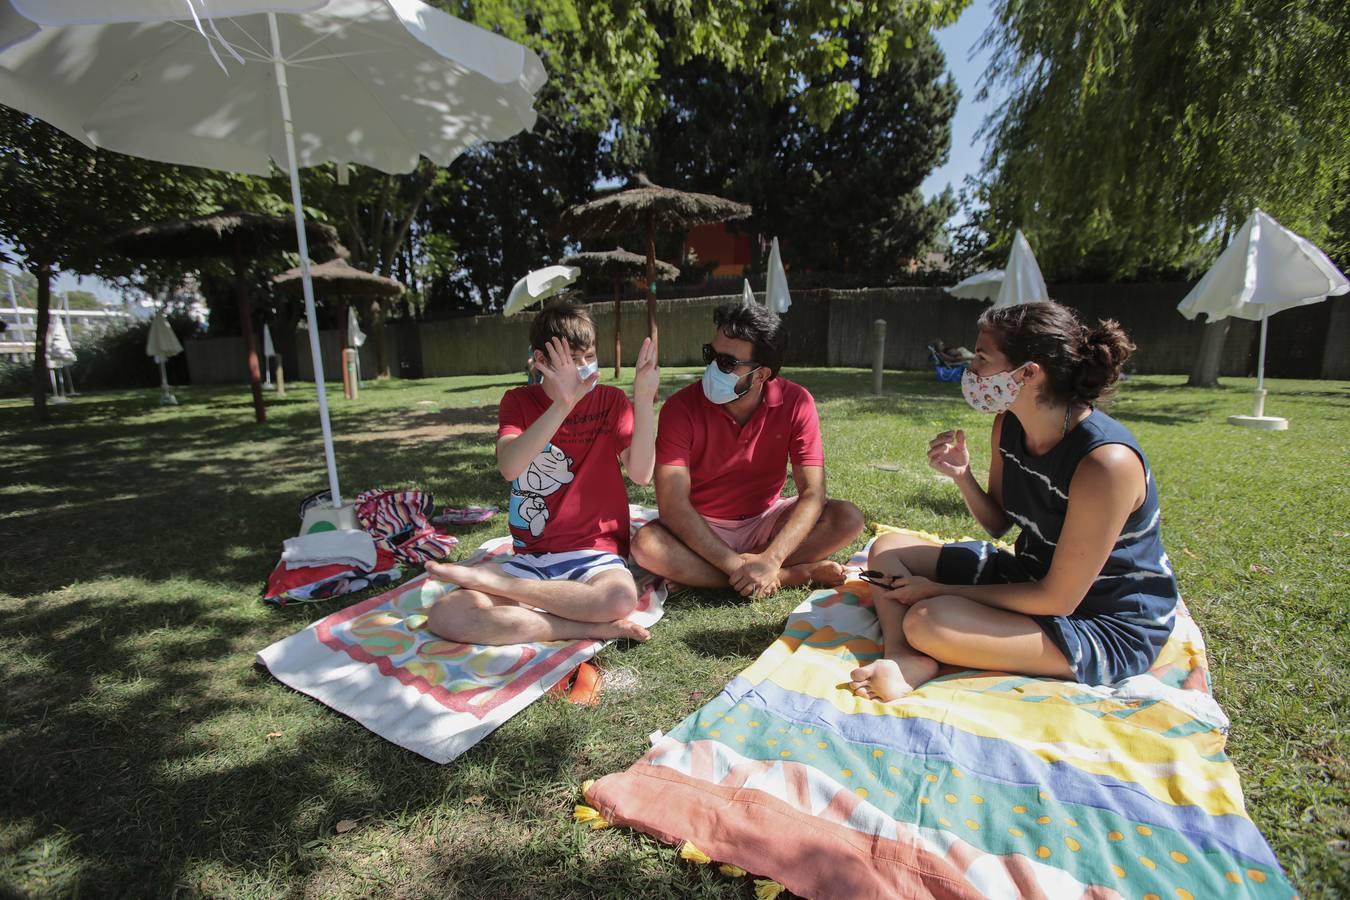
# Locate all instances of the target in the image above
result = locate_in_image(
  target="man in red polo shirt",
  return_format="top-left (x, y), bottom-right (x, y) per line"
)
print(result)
top-left (631, 303), bottom-right (863, 598)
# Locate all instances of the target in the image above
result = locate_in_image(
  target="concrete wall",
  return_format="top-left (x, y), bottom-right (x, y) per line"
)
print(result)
top-left (185, 284), bottom-right (1347, 384)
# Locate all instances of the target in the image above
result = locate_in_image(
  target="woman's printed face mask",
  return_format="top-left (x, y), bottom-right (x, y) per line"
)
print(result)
top-left (961, 363), bottom-right (1031, 414)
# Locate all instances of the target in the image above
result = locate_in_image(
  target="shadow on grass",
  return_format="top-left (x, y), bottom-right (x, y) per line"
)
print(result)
top-left (0, 582), bottom-right (594, 897)
top-left (0, 392), bottom-right (506, 597)
top-left (682, 621), bottom-right (787, 659)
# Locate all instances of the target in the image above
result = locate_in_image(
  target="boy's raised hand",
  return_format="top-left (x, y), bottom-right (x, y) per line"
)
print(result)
top-left (632, 336), bottom-right (659, 405)
top-left (536, 336), bottom-right (596, 409)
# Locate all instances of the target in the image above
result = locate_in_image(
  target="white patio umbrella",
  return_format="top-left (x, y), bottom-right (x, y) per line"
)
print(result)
top-left (994, 230), bottom-right (1049, 309)
top-left (503, 265), bottom-right (579, 317)
top-left (742, 278), bottom-right (756, 307)
top-left (947, 268), bottom-right (1004, 302)
top-left (146, 311), bottom-right (184, 405)
top-left (0, 0), bottom-right (545, 507)
top-left (1178, 209), bottom-right (1348, 429)
top-left (764, 236), bottom-right (791, 313)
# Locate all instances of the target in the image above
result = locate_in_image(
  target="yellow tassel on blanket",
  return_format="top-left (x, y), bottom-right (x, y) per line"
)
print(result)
top-left (679, 841), bottom-right (711, 865)
top-left (719, 864), bottom-right (748, 877)
top-left (754, 879), bottom-right (786, 899)
top-left (572, 805), bottom-right (611, 829)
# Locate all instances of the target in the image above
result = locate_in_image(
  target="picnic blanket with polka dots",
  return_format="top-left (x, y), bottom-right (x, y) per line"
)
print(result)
top-left (582, 533), bottom-right (1292, 899)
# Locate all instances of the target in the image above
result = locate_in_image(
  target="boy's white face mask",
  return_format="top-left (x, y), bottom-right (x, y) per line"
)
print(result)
top-left (576, 359), bottom-right (599, 390)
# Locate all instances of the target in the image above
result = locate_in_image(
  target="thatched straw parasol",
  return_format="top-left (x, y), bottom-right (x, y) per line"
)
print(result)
top-left (273, 257), bottom-right (404, 380)
top-left (559, 174), bottom-right (750, 341)
top-left (562, 248), bottom-right (678, 378)
top-left (110, 211), bottom-right (340, 424)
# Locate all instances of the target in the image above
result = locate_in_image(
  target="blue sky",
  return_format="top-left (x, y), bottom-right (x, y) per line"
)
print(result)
top-left (32, 2), bottom-right (999, 303)
top-left (921, 0), bottom-right (999, 215)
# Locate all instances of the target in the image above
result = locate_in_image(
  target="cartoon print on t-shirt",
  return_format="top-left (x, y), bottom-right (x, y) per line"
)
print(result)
top-left (509, 443), bottom-right (574, 541)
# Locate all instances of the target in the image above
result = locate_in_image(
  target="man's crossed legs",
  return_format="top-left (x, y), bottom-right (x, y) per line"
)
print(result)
top-left (631, 497), bottom-right (864, 594)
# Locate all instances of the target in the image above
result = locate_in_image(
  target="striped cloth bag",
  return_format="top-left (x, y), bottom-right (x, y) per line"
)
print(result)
top-left (354, 489), bottom-right (458, 565)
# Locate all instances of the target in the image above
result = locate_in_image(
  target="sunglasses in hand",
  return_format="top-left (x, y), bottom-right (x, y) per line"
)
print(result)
top-left (857, 569), bottom-right (904, 588)
top-left (702, 343), bottom-right (757, 374)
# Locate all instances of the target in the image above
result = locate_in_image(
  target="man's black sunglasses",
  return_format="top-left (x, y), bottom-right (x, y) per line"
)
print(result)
top-left (702, 343), bottom-right (757, 374)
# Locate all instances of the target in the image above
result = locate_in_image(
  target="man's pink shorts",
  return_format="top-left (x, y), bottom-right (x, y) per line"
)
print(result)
top-left (702, 496), bottom-right (799, 554)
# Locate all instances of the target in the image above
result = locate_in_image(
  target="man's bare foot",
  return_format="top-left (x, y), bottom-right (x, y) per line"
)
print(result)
top-left (781, 559), bottom-right (847, 588)
top-left (595, 618), bottom-right (651, 642)
top-left (849, 655), bottom-right (939, 702)
top-left (425, 560), bottom-right (487, 590)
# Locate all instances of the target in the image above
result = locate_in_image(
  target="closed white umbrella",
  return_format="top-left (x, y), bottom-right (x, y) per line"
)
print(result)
top-left (346, 305), bottom-right (367, 348)
top-left (503, 265), bottom-right (579, 317)
top-left (0, 0), bottom-right (545, 507)
top-left (764, 236), bottom-right (791, 313)
top-left (742, 278), bottom-right (755, 307)
top-left (947, 268), bottom-right (1004, 302)
top-left (45, 315), bottom-right (76, 402)
top-left (46, 316), bottom-right (76, 366)
top-left (261, 322), bottom-right (275, 387)
top-left (145, 311), bottom-right (184, 405)
top-left (1178, 209), bottom-right (1348, 429)
top-left (993, 230), bottom-right (1049, 309)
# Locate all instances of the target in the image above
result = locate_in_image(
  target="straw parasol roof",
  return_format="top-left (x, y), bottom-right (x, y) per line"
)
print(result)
top-left (561, 247), bottom-right (680, 281)
top-left (561, 248), bottom-right (679, 379)
top-left (560, 174), bottom-right (750, 341)
top-left (273, 257), bottom-right (404, 298)
top-left (559, 174), bottom-right (751, 237)
top-left (109, 210), bottom-right (340, 260)
top-left (109, 211), bottom-right (341, 425)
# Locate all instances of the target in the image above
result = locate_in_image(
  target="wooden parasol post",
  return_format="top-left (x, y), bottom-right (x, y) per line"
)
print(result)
top-left (645, 210), bottom-right (657, 343)
top-left (233, 242), bottom-right (267, 423)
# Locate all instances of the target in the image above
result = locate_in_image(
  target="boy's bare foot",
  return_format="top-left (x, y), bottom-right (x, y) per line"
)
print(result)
top-left (848, 655), bottom-right (939, 702)
top-left (781, 559), bottom-right (847, 588)
top-left (424, 560), bottom-right (486, 590)
top-left (596, 618), bottom-right (651, 642)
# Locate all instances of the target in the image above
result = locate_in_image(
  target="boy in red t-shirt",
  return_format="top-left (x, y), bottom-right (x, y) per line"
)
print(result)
top-left (425, 303), bottom-right (658, 644)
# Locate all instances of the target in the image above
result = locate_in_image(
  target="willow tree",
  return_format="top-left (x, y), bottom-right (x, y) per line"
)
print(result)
top-left (977, 0), bottom-right (1350, 384)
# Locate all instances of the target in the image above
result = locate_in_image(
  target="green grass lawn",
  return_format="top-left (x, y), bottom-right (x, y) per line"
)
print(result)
top-left (1, 369), bottom-right (1346, 898)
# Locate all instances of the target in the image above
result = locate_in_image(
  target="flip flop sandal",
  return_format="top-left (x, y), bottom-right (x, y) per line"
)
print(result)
top-left (547, 661), bottom-right (604, 705)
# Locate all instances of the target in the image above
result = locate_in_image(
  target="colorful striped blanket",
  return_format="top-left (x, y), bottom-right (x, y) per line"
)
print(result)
top-left (583, 534), bottom-right (1293, 899)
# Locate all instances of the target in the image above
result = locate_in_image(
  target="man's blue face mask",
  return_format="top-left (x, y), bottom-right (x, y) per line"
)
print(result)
top-left (702, 361), bottom-right (758, 404)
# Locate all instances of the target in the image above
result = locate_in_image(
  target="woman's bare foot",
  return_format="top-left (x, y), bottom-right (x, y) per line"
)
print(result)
top-left (849, 655), bottom-right (939, 702)
top-left (781, 559), bottom-right (847, 588)
top-left (596, 618), bottom-right (651, 642)
top-left (425, 560), bottom-right (487, 590)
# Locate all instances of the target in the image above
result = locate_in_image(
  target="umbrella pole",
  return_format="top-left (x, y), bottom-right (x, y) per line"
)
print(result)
top-left (645, 212), bottom-right (657, 343)
top-left (613, 278), bottom-right (622, 379)
top-left (1254, 310), bottom-right (1269, 417)
top-left (271, 12), bottom-right (343, 507)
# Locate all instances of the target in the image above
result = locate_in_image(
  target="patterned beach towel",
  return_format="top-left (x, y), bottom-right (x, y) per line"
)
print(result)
top-left (582, 533), bottom-right (1293, 899)
top-left (258, 506), bottom-right (666, 763)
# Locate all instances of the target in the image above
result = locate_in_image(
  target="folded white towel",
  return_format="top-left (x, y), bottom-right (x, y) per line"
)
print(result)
top-left (282, 529), bottom-right (377, 571)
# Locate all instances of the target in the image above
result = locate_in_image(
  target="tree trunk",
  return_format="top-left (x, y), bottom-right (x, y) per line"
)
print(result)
top-left (234, 245), bottom-right (267, 424)
top-left (612, 278), bottom-right (622, 379)
top-left (1187, 318), bottom-right (1231, 387)
top-left (29, 262), bottom-right (50, 419)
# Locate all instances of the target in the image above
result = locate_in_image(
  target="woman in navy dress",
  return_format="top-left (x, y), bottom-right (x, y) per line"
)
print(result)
top-left (851, 302), bottom-right (1179, 701)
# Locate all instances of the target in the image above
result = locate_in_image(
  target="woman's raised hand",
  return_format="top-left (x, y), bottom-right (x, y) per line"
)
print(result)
top-left (927, 429), bottom-right (970, 480)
